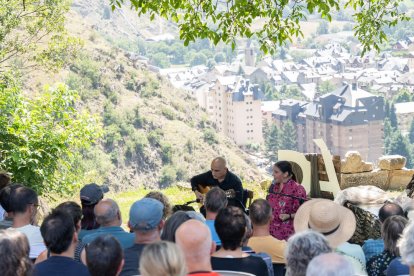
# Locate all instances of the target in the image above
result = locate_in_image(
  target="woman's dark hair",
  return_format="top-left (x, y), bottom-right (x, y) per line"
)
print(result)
top-left (81, 201), bottom-right (100, 230)
top-left (160, 211), bottom-right (191, 242)
top-left (275, 161), bottom-right (296, 182)
top-left (382, 215), bottom-right (408, 256)
top-left (215, 206), bottom-right (246, 250)
top-left (0, 229), bottom-right (33, 276)
top-left (56, 201), bottom-right (83, 231)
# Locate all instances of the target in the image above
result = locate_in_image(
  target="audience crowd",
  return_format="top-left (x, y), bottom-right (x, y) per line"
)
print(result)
top-left (2, 170), bottom-right (414, 276)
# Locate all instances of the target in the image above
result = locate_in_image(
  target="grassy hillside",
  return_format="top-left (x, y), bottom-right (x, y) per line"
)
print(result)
top-left (25, 7), bottom-right (265, 200)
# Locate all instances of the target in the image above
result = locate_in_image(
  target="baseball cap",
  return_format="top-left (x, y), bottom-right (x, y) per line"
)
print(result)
top-left (129, 198), bottom-right (163, 231)
top-left (80, 183), bottom-right (109, 205)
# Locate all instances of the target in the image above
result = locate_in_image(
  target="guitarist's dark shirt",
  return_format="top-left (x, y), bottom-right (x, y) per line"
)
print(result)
top-left (190, 170), bottom-right (243, 203)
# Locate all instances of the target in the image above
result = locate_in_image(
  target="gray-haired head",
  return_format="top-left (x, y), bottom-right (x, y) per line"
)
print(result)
top-left (398, 221), bottom-right (414, 266)
top-left (205, 187), bottom-right (228, 213)
top-left (94, 199), bottom-right (121, 226)
top-left (286, 230), bottom-right (332, 276)
top-left (306, 253), bottom-right (354, 276)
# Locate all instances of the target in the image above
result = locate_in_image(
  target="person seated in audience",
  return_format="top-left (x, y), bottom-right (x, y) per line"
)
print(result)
top-left (9, 185), bottom-right (46, 259)
top-left (242, 214), bottom-right (274, 276)
top-left (210, 206), bottom-right (269, 275)
top-left (0, 229), bottom-right (33, 276)
top-left (363, 202), bottom-right (404, 262)
top-left (145, 191), bottom-right (172, 220)
top-left (390, 221), bottom-right (414, 276)
top-left (82, 198), bottom-right (134, 249)
top-left (306, 252), bottom-right (354, 276)
top-left (79, 183), bottom-right (108, 240)
top-left (33, 209), bottom-right (89, 276)
top-left (367, 215), bottom-right (408, 276)
top-left (0, 172), bottom-right (11, 222)
top-left (36, 201), bottom-right (86, 264)
top-left (285, 230), bottom-right (331, 276)
top-left (140, 241), bottom-right (187, 276)
top-left (294, 198), bottom-right (366, 275)
top-left (120, 198), bottom-right (164, 276)
top-left (204, 187), bottom-right (228, 247)
top-left (86, 235), bottom-right (124, 276)
top-left (248, 199), bottom-right (286, 264)
top-left (0, 184), bottom-right (22, 230)
top-left (175, 220), bottom-right (220, 276)
top-left (161, 210), bottom-right (192, 242)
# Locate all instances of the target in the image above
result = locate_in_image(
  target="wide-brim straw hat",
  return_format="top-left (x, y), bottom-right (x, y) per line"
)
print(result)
top-left (294, 199), bottom-right (356, 248)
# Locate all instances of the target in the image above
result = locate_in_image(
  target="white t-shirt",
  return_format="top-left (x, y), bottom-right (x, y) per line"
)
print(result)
top-left (10, 224), bottom-right (46, 259)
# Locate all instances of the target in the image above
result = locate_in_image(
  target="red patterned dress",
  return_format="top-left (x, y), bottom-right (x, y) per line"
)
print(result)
top-left (267, 179), bottom-right (306, 241)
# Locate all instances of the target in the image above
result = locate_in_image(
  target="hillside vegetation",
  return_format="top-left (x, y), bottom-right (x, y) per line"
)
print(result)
top-left (25, 8), bottom-right (263, 195)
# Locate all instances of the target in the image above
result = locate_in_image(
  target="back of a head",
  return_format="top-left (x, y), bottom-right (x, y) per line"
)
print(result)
top-left (249, 199), bottom-right (272, 226)
top-left (398, 221), bottom-right (414, 266)
top-left (175, 220), bottom-right (213, 264)
top-left (215, 206), bottom-right (246, 250)
top-left (140, 241), bottom-right (187, 276)
top-left (86, 235), bottom-right (123, 276)
top-left (286, 230), bottom-right (331, 276)
top-left (145, 191), bottom-right (171, 219)
top-left (306, 253), bottom-right (354, 276)
top-left (10, 185), bottom-right (38, 214)
top-left (160, 211), bottom-right (191, 242)
top-left (0, 184), bottom-right (23, 213)
top-left (40, 209), bottom-right (75, 254)
top-left (379, 202), bottom-right (404, 223)
top-left (94, 198), bottom-right (120, 226)
top-left (382, 215), bottom-right (408, 255)
top-left (205, 187), bottom-right (228, 213)
top-left (55, 201), bottom-right (82, 228)
top-left (0, 229), bottom-right (32, 276)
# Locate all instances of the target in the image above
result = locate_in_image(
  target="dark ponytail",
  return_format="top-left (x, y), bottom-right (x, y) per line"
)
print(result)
top-left (274, 161), bottom-right (296, 182)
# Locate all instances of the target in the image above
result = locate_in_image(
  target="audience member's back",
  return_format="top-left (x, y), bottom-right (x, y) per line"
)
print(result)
top-left (121, 198), bottom-right (164, 276)
top-left (211, 206), bottom-right (269, 276)
top-left (204, 187), bottom-right (228, 247)
top-left (248, 199), bottom-right (286, 264)
top-left (33, 209), bottom-right (89, 276)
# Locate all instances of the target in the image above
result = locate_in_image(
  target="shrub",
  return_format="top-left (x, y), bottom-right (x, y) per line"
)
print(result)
top-left (159, 165), bottom-right (177, 187)
top-left (203, 128), bottom-right (218, 145)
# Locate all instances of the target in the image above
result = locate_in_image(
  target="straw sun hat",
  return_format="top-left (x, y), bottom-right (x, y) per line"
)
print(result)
top-left (294, 199), bottom-right (356, 248)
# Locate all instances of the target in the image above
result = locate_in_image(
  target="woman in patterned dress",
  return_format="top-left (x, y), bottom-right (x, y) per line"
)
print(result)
top-left (267, 161), bottom-right (307, 241)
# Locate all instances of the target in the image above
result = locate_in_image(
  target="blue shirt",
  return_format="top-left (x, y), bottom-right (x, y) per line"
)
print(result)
top-left (78, 229), bottom-right (99, 241)
top-left (206, 220), bottom-right (221, 246)
top-left (363, 239), bottom-right (384, 262)
top-left (387, 257), bottom-right (409, 276)
top-left (82, 226), bottom-right (134, 249)
top-left (33, 256), bottom-right (90, 276)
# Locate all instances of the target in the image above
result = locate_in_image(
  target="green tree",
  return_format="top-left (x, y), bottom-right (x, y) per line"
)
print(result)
top-left (111, 0), bottom-right (409, 55)
top-left (150, 53), bottom-right (171, 68)
top-left (409, 119), bottom-right (414, 144)
top-left (190, 53), bottom-right (207, 66)
top-left (1, 0), bottom-right (82, 71)
top-left (383, 118), bottom-right (394, 154)
top-left (388, 131), bottom-right (411, 166)
top-left (317, 80), bottom-right (336, 94)
top-left (393, 88), bottom-right (413, 103)
top-left (214, 53), bottom-right (226, 63)
top-left (0, 74), bottom-right (101, 195)
top-left (265, 124), bottom-right (279, 161)
top-left (317, 21), bottom-right (330, 35)
top-left (390, 103), bottom-right (398, 129)
top-left (280, 120), bottom-right (298, 151)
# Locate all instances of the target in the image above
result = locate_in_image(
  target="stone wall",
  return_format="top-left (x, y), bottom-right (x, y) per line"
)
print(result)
top-left (340, 152), bottom-right (414, 190)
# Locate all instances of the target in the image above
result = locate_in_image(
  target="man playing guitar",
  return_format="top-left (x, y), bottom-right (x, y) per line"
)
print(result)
top-left (190, 157), bottom-right (244, 206)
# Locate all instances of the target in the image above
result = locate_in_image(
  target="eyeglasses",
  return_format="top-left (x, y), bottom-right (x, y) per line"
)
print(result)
top-left (28, 203), bottom-right (40, 209)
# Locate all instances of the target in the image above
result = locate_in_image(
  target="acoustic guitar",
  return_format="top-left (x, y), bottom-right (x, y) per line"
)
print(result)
top-left (196, 184), bottom-right (235, 205)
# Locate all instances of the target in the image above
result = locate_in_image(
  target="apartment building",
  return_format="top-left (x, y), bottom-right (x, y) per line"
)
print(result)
top-left (272, 83), bottom-right (385, 162)
top-left (209, 76), bottom-right (264, 146)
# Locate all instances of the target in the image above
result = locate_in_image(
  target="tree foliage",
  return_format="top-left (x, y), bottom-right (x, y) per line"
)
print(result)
top-left (110, 0), bottom-right (409, 55)
top-left (0, 0), bottom-right (82, 71)
top-left (0, 74), bottom-right (102, 196)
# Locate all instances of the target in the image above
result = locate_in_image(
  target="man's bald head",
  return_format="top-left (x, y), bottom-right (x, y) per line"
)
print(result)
top-left (176, 220), bottom-right (214, 266)
top-left (211, 157), bottom-right (228, 181)
top-left (94, 198), bottom-right (121, 226)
